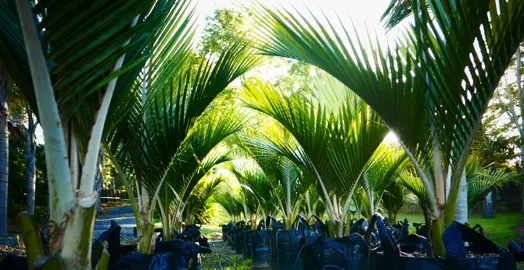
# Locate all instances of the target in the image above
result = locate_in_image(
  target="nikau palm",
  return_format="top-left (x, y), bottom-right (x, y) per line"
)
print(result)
top-left (253, 0), bottom-right (524, 255)
top-left (0, 0), bottom-right (198, 268)
top-left (106, 38), bottom-right (258, 253)
top-left (240, 76), bottom-right (389, 236)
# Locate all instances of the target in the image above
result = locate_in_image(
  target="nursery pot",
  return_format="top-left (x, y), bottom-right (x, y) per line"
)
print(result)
top-left (367, 214), bottom-right (516, 270)
top-left (244, 230), bottom-right (254, 259)
top-left (251, 230), bottom-right (272, 269)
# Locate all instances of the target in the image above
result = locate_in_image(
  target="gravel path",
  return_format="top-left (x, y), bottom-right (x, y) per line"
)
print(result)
top-left (93, 204), bottom-right (137, 242)
top-left (0, 204), bottom-right (139, 259)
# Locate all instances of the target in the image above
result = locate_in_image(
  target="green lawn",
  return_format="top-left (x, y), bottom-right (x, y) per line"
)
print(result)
top-left (397, 212), bottom-right (523, 247)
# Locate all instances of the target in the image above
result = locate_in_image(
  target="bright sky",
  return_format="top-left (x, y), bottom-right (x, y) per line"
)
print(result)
top-left (196, 0), bottom-right (406, 43)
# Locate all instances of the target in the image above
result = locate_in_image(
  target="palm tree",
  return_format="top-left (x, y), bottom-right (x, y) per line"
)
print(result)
top-left (227, 123), bottom-right (309, 229)
top-left (105, 37), bottom-right (258, 252)
top-left (0, 0), bottom-right (199, 267)
top-left (254, 0), bottom-right (524, 255)
top-left (166, 134), bottom-right (238, 238)
top-left (240, 76), bottom-right (389, 236)
top-left (381, 179), bottom-right (408, 224)
top-left (360, 144), bottom-right (408, 218)
top-left (181, 175), bottom-right (226, 225)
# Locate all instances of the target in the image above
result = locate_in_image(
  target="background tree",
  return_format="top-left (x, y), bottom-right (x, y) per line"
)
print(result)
top-left (0, 63), bottom-right (8, 237)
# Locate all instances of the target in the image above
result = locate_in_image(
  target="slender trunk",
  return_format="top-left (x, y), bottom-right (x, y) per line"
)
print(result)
top-left (26, 109), bottom-right (36, 216)
top-left (517, 47), bottom-right (524, 214)
top-left (521, 144), bottom-right (524, 214)
top-left (454, 169), bottom-right (468, 224)
top-left (0, 65), bottom-right (8, 236)
top-left (421, 204), bottom-right (434, 258)
top-left (305, 191), bottom-right (312, 218)
top-left (17, 0), bottom-right (75, 236)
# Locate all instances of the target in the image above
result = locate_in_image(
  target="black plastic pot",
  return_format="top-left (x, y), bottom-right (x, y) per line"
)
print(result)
top-left (0, 254), bottom-right (28, 270)
top-left (321, 234), bottom-right (371, 270)
top-left (251, 230), bottom-right (272, 269)
top-left (221, 222), bottom-right (233, 242)
top-left (299, 233), bottom-right (371, 270)
top-left (92, 220), bottom-right (122, 266)
top-left (236, 230), bottom-right (248, 254)
top-left (443, 222), bottom-right (515, 270)
top-left (367, 214), bottom-right (445, 270)
top-left (275, 215), bottom-right (320, 269)
top-left (367, 214), bottom-right (516, 270)
top-left (244, 230), bottom-right (254, 259)
top-left (112, 239), bottom-right (211, 270)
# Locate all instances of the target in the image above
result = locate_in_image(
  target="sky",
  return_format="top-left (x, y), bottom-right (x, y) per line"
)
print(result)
top-left (195, 0), bottom-right (405, 43)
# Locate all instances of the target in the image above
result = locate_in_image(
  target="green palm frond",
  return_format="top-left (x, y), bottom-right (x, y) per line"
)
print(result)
top-left (214, 185), bottom-right (244, 220)
top-left (253, 4), bottom-right (431, 156)
top-left (182, 175), bottom-right (225, 224)
top-left (398, 170), bottom-right (428, 208)
top-left (364, 144), bottom-right (408, 193)
top-left (108, 39), bottom-right (257, 195)
top-left (254, 0), bottom-right (524, 224)
top-left (228, 159), bottom-right (278, 218)
top-left (381, 179), bottom-right (408, 223)
top-left (466, 156), bottom-right (520, 210)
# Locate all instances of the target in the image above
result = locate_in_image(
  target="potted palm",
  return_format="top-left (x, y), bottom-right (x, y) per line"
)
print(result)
top-left (253, 0), bottom-right (524, 267)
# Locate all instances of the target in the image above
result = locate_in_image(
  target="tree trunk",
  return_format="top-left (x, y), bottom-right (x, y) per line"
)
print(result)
top-left (454, 169), bottom-right (468, 224)
top-left (0, 66), bottom-right (8, 236)
top-left (96, 162), bottom-right (102, 213)
top-left (521, 143), bottom-right (524, 215)
top-left (483, 191), bottom-right (494, 218)
top-left (26, 108), bottom-right (36, 216)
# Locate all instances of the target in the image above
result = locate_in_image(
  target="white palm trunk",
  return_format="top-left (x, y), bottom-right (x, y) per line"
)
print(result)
top-left (0, 65), bottom-right (8, 237)
top-left (454, 169), bottom-right (468, 224)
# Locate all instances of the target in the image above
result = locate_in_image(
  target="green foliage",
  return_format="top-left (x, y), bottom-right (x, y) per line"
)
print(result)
top-left (7, 134), bottom-right (47, 221)
top-left (200, 8), bottom-right (247, 56)
top-left (466, 156), bottom-right (520, 210)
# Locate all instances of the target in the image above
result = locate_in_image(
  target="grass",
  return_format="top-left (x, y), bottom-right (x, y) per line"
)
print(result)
top-left (397, 212), bottom-right (523, 247)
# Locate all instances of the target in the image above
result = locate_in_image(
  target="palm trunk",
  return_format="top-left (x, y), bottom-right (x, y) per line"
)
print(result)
top-left (305, 191), bottom-right (312, 218)
top-left (454, 169), bottom-right (468, 224)
top-left (26, 108), bottom-right (36, 216)
top-left (0, 65), bottom-right (8, 237)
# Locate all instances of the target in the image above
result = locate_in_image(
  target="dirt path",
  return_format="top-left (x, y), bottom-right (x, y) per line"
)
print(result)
top-left (200, 235), bottom-right (251, 270)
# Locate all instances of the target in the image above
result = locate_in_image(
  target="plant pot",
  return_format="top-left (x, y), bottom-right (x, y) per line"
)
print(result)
top-left (251, 230), bottom-right (271, 269)
top-left (0, 254), bottom-right (28, 270)
top-left (275, 229), bottom-right (302, 269)
top-left (244, 230), bottom-right (254, 259)
top-left (367, 215), bottom-right (516, 270)
top-left (236, 230), bottom-right (248, 254)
